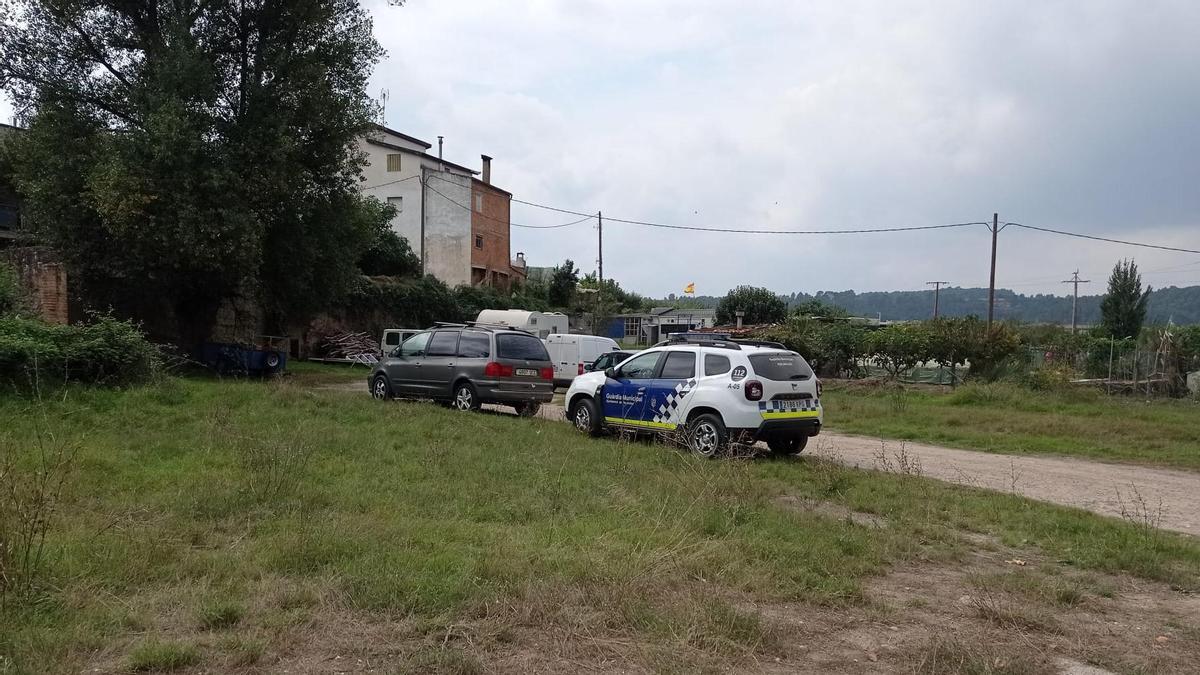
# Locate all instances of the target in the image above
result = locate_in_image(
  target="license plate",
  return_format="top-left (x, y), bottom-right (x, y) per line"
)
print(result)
top-left (515, 368), bottom-right (538, 377)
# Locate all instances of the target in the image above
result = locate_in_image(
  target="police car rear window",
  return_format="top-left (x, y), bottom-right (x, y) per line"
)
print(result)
top-left (748, 352), bottom-right (813, 381)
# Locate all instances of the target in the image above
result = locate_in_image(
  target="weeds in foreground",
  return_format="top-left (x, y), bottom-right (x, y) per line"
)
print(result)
top-left (127, 639), bottom-right (200, 671)
top-left (0, 394), bottom-right (78, 607)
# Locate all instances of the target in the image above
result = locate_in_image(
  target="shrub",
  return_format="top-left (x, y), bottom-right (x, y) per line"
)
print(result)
top-left (868, 323), bottom-right (930, 379)
top-left (716, 286), bottom-right (787, 325)
top-left (0, 315), bottom-right (159, 387)
top-left (0, 263), bottom-right (21, 316)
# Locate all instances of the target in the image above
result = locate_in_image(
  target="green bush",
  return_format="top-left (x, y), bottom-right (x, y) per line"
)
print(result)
top-left (0, 263), bottom-right (21, 316)
top-left (0, 315), bottom-right (159, 387)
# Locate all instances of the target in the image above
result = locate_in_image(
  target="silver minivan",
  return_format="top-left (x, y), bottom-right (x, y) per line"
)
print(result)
top-left (369, 324), bottom-right (555, 416)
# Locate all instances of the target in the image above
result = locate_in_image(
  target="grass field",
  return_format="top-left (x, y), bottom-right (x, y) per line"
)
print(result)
top-left (1, 372), bottom-right (1198, 672)
top-left (822, 380), bottom-right (1200, 470)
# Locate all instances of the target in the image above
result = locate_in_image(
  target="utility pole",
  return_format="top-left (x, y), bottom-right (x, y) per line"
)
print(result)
top-left (597, 211), bottom-right (603, 285)
top-left (1061, 270), bottom-right (1091, 334)
top-left (925, 281), bottom-right (949, 318)
top-left (987, 213), bottom-right (998, 330)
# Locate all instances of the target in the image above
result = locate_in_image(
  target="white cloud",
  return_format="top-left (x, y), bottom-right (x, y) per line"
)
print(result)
top-left (365, 0), bottom-right (1200, 297)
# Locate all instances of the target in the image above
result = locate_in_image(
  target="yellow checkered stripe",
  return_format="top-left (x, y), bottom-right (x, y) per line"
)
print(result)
top-left (760, 410), bottom-right (821, 420)
top-left (605, 417), bottom-right (678, 430)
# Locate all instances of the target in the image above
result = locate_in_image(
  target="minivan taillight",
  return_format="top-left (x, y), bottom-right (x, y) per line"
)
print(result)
top-left (540, 367), bottom-right (554, 380)
top-left (484, 362), bottom-right (513, 378)
top-left (745, 380), bottom-right (764, 401)
top-left (578, 362), bottom-right (584, 375)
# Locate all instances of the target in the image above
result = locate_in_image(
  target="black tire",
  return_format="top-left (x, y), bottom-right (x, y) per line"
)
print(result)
top-left (686, 413), bottom-right (727, 458)
top-left (451, 381), bottom-right (481, 411)
top-left (767, 435), bottom-right (808, 457)
top-left (371, 375), bottom-right (391, 400)
top-left (514, 402), bottom-right (541, 418)
top-left (570, 397), bottom-right (602, 436)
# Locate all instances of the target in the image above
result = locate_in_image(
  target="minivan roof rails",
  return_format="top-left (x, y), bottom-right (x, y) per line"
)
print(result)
top-left (431, 321), bottom-right (535, 334)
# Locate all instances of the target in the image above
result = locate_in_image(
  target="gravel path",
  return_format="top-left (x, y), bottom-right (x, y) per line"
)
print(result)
top-left (526, 401), bottom-right (1200, 537)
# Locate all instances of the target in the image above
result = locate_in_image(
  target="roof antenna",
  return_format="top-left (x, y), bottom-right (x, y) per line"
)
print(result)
top-left (379, 88), bottom-right (389, 123)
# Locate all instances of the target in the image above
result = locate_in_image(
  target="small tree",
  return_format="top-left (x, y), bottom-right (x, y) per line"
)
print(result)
top-left (716, 286), bottom-right (787, 325)
top-left (793, 298), bottom-right (850, 318)
top-left (547, 260), bottom-right (579, 308)
top-left (1100, 259), bottom-right (1151, 339)
top-left (868, 323), bottom-right (930, 380)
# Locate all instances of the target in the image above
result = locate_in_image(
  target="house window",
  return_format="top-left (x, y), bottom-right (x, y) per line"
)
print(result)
top-left (474, 234), bottom-right (483, 249)
top-left (387, 196), bottom-right (403, 213)
top-left (623, 317), bottom-right (641, 339)
top-left (474, 193), bottom-right (483, 212)
top-left (386, 154), bottom-right (402, 172)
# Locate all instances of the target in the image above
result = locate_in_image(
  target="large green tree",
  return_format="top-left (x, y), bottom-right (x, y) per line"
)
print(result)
top-left (0, 0), bottom-right (386, 343)
top-left (715, 285), bottom-right (787, 325)
top-left (1100, 259), bottom-right (1151, 339)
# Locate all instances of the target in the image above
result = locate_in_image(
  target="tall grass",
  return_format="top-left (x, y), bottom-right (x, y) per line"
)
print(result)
top-left (0, 377), bottom-right (1197, 671)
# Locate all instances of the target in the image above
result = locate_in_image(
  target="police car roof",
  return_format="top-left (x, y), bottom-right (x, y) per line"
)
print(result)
top-left (653, 334), bottom-right (788, 351)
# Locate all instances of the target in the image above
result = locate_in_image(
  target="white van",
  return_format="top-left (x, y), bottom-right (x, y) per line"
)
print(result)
top-left (380, 328), bottom-right (422, 356)
top-left (545, 334), bottom-right (620, 387)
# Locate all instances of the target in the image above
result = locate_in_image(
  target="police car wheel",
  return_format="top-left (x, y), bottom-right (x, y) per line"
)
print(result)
top-left (767, 435), bottom-right (807, 456)
top-left (571, 398), bottom-right (601, 436)
top-left (687, 414), bottom-right (727, 459)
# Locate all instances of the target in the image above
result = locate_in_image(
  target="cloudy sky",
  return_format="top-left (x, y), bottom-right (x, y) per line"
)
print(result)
top-left (5, 0), bottom-right (1199, 299)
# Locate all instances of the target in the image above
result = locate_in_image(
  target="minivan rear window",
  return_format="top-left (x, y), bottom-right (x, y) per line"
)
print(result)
top-left (748, 352), bottom-right (813, 381)
top-left (496, 334), bottom-right (550, 361)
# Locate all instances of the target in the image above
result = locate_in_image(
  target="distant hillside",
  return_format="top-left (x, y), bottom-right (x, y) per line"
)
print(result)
top-left (651, 285), bottom-right (1200, 325)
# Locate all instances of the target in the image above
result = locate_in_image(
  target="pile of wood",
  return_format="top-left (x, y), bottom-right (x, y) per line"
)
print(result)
top-left (320, 331), bottom-right (378, 360)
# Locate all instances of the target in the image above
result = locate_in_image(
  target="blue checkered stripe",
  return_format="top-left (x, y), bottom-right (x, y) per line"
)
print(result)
top-left (652, 378), bottom-right (698, 426)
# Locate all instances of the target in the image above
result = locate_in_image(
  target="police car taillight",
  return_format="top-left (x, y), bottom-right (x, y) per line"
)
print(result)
top-left (816, 378), bottom-right (822, 397)
top-left (744, 380), bottom-right (764, 401)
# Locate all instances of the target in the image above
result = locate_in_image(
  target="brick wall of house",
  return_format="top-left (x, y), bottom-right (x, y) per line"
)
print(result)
top-left (2, 246), bottom-right (68, 324)
top-left (470, 180), bottom-right (514, 289)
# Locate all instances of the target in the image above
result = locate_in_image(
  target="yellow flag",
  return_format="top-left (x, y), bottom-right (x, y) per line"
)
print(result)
top-left (684, 283), bottom-right (695, 294)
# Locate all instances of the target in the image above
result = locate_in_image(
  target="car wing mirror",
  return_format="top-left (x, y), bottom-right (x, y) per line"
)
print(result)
top-left (604, 367), bottom-right (617, 379)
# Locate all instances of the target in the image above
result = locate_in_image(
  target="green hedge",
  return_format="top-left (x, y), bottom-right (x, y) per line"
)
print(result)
top-left (0, 315), bottom-right (159, 387)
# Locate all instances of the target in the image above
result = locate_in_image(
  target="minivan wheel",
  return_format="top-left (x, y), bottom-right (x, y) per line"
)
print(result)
top-left (371, 375), bottom-right (391, 400)
top-left (452, 382), bottom-right (480, 411)
top-left (571, 397), bottom-right (601, 436)
top-left (514, 402), bottom-right (541, 417)
top-left (767, 435), bottom-right (808, 457)
top-left (687, 413), bottom-right (727, 458)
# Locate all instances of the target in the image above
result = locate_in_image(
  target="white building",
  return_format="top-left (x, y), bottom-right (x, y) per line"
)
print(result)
top-left (356, 124), bottom-right (480, 287)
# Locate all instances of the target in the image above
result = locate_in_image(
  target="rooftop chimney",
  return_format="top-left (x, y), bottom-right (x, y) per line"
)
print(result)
top-left (481, 154), bottom-right (492, 184)
top-left (436, 136), bottom-right (443, 160)
top-left (514, 252), bottom-right (526, 268)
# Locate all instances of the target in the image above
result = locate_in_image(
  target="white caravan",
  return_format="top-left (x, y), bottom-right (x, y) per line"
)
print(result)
top-left (475, 309), bottom-right (568, 339)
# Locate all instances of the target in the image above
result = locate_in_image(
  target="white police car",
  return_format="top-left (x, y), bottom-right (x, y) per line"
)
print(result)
top-left (564, 334), bottom-right (822, 457)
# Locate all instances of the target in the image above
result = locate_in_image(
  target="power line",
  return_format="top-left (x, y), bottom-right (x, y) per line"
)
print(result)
top-left (1006, 222), bottom-right (1200, 255)
top-left (360, 175), bottom-right (421, 191)
top-left (512, 196), bottom-right (987, 234)
top-left (424, 182), bottom-right (594, 230)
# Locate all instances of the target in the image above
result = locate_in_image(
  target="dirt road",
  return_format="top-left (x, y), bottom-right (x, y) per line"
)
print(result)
top-left (329, 378), bottom-right (1198, 537)
top-left (524, 401), bottom-right (1200, 537)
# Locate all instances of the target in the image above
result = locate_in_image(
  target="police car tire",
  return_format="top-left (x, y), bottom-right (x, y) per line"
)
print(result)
top-left (571, 397), bottom-right (602, 436)
top-left (687, 413), bottom-right (727, 459)
top-left (767, 436), bottom-right (807, 456)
